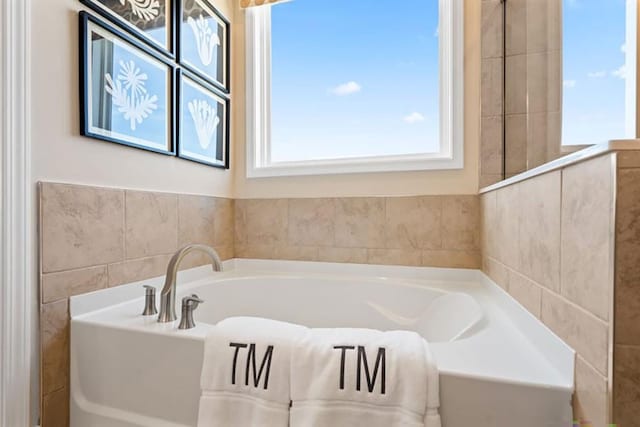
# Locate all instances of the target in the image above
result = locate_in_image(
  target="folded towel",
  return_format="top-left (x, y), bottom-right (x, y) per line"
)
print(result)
top-left (197, 317), bottom-right (307, 427)
top-left (290, 328), bottom-right (441, 427)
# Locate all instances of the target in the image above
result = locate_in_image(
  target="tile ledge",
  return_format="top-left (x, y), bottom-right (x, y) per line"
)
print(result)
top-left (480, 140), bottom-right (640, 194)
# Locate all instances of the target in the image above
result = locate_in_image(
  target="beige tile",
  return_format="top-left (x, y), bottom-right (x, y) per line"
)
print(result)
top-left (483, 257), bottom-right (508, 289)
top-left (505, 55), bottom-right (526, 114)
top-left (561, 156), bottom-right (614, 321)
top-left (107, 255), bottom-right (172, 287)
top-left (42, 387), bottom-right (69, 427)
top-left (481, 0), bottom-right (503, 59)
top-left (526, 113), bottom-right (549, 169)
top-left (236, 244), bottom-right (317, 262)
top-left (481, 57), bottom-right (504, 117)
top-left (41, 183), bottom-right (124, 273)
top-left (505, 0), bottom-right (526, 55)
top-left (480, 191), bottom-right (498, 258)
top-left (384, 196), bottom-right (442, 250)
top-left (442, 196), bottom-right (480, 251)
top-left (613, 345), bottom-right (640, 425)
top-left (495, 184), bottom-right (520, 269)
top-left (317, 247), bottom-right (368, 264)
top-left (518, 172), bottom-right (561, 292)
top-left (422, 250), bottom-right (481, 269)
top-left (245, 199), bottom-right (289, 245)
top-left (41, 266), bottom-right (108, 304)
top-left (526, 0), bottom-right (561, 54)
top-left (527, 50), bottom-right (561, 114)
top-left (288, 198), bottom-right (336, 247)
top-left (178, 195), bottom-right (216, 248)
top-left (479, 174), bottom-right (503, 188)
top-left (41, 299), bottom-right (69, 395)
top-left (573, 356), bottom-right (608, 427)
top-left (335, 198), bottom-right (385, 249)
top-left (234, 199), bottom-right (248, 246)
top-left (367, 249), bottom-right (422, 267)
top-left (481, 115), bottom-right (504, 175)
top-left (214, 198), bottom-right (235, 248)
top-left (617, 151), bottom-right (640, 168)
top-left (507, 271), bottom-right (542, 318)
top-left (505, 114), bottom-right (527, 175)
top-left (125, 191), bottom-right (177, 259)
top-left (214, 245), bottom-right (235, 262)
top-left (541, 290), bottom-right (609, 375)
top-left (615, 169), bottom-right (640, 345)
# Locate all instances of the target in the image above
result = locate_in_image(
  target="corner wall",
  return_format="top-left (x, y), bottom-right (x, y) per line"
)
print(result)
top-left (481, 153), bottom-right (628, 425)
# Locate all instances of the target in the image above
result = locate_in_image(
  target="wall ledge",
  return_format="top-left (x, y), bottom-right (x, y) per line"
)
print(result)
top-left (480, 140), bottom-right (640, 194)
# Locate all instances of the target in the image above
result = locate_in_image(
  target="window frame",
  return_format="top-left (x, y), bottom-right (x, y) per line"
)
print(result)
top-left (245, 0), bottom-right (464, 178)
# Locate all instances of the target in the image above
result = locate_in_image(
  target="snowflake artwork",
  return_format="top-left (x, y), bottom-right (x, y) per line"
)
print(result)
top-left (188, 99), bottom-right (220, 150)
top-left (104, 60), bottom-right (159, 131)
top-left (187, 15), bottom-right (220, 66)
top-left (119, 0), bottom-right (161, 21)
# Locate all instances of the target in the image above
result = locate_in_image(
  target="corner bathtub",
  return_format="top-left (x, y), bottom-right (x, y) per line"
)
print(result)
top-left (70, 259), bottom-right (574, 427)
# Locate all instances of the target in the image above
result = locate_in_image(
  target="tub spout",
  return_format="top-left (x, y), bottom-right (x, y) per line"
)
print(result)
top-left (158, 244), bottom-right (222, 323)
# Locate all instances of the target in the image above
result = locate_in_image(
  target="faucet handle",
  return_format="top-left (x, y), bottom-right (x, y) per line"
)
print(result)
top-left (142, 285), bottom-right (158, 316)
top-left (179, 294), bottom-right (204, 330)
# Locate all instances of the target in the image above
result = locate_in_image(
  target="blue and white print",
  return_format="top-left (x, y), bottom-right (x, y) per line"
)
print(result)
top-left (179, 74), bottom-right (226, 166)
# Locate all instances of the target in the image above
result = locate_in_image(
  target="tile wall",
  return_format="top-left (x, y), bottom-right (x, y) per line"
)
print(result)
top-left (481, 151), bottom-right (640, 425)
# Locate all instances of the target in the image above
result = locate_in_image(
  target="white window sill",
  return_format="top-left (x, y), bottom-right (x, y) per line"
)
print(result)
top-left (247, 154), bottom-right (464, 178)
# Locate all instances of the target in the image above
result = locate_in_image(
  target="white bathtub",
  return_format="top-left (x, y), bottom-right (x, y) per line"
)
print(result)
top-left (70, 259), bottom-right (575, 427)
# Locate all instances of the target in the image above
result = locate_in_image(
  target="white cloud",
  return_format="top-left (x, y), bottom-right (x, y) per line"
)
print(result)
top-left (612, 65), bottom-right (627, 79)
top-left (587, 70), bottom-right (606, 78)
top-left (403, 112), bottom-right (426, 124)
top-left (433, 26), bottom-right (439, 37)
top-left (563, 80), bottom-right (577, 88)
top-left (330, 81), bottom-right (362, 96)
top-left (621, 43), bottom-right (627, 53)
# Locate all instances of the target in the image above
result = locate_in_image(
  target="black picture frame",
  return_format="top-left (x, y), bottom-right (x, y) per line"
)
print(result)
top-left (79, 11), bottom-right (176, 156)
top-left (177, 68), bottom-right (230, 168)
top-left (80, 0), bottom-right (176, 58)
top-left (177, 0), bottom-right (230, 94)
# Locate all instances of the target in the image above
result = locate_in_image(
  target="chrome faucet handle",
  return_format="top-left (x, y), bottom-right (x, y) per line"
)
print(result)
top-left (178, 294), bottom-right (204, 330)
top-left (142, 285), bottom-right (158, 316)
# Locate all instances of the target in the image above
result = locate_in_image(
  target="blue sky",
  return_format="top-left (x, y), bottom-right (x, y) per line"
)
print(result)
top-left (562, 0), bottom-right (630, 145)
top-left (270, 0), bottom-right (439, 162)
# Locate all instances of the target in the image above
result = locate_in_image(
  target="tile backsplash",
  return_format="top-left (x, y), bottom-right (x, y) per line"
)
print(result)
top-left (38, 182), bottom-right (480, 426)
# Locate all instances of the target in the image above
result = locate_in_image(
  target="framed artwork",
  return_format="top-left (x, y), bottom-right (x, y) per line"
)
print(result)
top-left (177, 0), bottom-right (230, 93)
top-left (177, 69), bottom-right (229, 168)
top-left (80, 11), bottom-right (176, 155)
top-left (80, 0), bottom-right (175, 56)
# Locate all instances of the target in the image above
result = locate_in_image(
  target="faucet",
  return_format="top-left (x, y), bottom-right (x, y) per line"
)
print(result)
top-left (158, 244), bottom-right (222, 323)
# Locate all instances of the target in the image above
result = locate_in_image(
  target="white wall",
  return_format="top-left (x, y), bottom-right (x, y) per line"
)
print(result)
top-left (232, 0), bottom-right (481, 199)
top-left (30, 0), bottom-right (235, 198)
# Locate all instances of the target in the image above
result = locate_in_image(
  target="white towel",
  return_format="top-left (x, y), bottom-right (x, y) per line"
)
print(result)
top-left (290, 328), bottom-right (441, 427)
top-left (197, 317), bottom-right (307, 427)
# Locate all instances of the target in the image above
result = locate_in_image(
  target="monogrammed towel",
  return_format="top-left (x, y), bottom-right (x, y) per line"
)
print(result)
top-left (197, 317), bottom-right (307, 427)
top-left (290, 328), bottom-right (441, 427)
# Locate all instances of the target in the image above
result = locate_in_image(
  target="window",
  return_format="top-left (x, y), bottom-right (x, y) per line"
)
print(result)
top-left (246, 0), bottom-right (464, 177)
top-left (562, 0), bottom-right (637, 146)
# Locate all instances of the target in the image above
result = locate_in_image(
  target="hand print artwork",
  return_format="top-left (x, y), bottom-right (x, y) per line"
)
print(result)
top-left (179, 71), bottom-right (229, 168)
top-left (180, 0), bottom-right (229, 92)
top-left (187, 15), bottom-right (220, 67)
top-left (188, 99), bottom-right (220, 150)
top-left (104, 60), bottom-right (159, 131)
top-left (81, 14), bottom-right (173, 154)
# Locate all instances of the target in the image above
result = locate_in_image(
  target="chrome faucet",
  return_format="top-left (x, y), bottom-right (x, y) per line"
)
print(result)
top-left (158, 244), bottom-right (222, 323)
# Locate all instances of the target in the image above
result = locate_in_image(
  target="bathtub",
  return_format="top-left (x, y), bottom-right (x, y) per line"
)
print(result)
top-left (70, 259), bottom-right (574, 427)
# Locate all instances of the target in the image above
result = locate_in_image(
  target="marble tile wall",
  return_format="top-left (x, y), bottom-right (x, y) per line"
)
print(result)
top-left (481, 154), bottom-right (616, 425)
top-left (38, 182), bottom-right (235, 426)
top-left (234, 196), bottom-right (481, 269)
